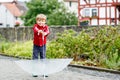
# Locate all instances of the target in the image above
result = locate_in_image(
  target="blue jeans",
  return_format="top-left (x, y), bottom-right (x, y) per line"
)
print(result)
top-left (32, 45), bottom-right (46, 59)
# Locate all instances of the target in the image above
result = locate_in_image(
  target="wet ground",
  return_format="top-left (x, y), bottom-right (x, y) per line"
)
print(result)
top-left (0, 55), bottom-right (120, 80)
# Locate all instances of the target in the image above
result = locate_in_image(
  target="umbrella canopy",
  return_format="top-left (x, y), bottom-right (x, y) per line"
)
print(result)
top-left (15, 59), bottom-right (72, 75)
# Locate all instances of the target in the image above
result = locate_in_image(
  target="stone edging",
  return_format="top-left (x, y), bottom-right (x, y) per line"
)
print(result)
top-left (69, 64), bottom-right (120, 74)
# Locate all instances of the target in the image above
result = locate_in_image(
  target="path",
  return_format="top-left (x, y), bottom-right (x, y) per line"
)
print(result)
top-left (0, 55), bottom-right (119, 80)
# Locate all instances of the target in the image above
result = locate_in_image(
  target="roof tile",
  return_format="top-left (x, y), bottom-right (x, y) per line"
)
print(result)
top-left (3, 2), bottom-right (22, 17)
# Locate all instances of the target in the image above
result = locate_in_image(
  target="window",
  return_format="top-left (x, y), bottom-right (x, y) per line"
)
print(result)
top-left (0, 23), bottom-right (3, 25)
top-left (83, 8), bottom-right (98, 18)
top-left (84, 9), bottom-right (90, 17)
top-left (92, 9), bottom-right (97, 17)
top-left (6, 24), bottom-right (10, 27)
top-left (69, 1), bottom-right (72, 7)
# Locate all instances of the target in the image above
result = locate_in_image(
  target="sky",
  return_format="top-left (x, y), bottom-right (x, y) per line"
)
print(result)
top-left (0, 0), bottom-right (30, 2)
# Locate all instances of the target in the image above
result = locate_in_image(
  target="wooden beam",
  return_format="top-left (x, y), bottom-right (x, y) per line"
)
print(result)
top-left (115, 6), bottom-right (117, 25)
top-left (78, 0), bottom-right (80, 26)
top-left (97, 0), bottom-right (100, 4)
top-left (98, 6), bottom-right (100, 25)
top-left (84, 0), bottom-right (88, 4)
top-left (112, 0), bottom-right (115, 3)
top-left (105, 0), bottom-right (107, 25)
top-left (109, 7), bottom-right (111, 24)
top-left (117, 0), bottom-right (118, 3)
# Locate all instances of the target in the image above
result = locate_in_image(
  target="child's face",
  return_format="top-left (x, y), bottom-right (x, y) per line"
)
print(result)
top-left (37, 18), bottom-right (46, 26)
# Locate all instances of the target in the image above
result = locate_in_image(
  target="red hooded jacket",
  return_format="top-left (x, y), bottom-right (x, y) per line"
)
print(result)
top-left (33, 24), bottom-right (50, 46)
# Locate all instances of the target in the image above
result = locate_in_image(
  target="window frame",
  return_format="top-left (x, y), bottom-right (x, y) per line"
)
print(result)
top-left (92, 8), bottom-right (98, 17)
top-left (84, 8), bottom-right (90, 17)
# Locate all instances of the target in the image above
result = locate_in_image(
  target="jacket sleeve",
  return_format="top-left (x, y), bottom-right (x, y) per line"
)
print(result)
top-left (44, 25), bottom-right (50, 36)
top-left (33, 24), bottom-right (39, 33)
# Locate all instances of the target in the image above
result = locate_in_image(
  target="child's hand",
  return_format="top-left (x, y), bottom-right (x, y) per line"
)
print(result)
top-left (38, 30), bottom-right (43, 33)
top-left (42, 32), bottom-right (47, 36)
top-left (38, 30), bottom-right (43, 35)
top-left (38, 30), bottom-right (46, 36)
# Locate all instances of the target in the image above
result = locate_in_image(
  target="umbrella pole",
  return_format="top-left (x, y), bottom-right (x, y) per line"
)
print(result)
top-left (42, 35), bottom-right (44, 59)
top-left (42, 35), bottom-right (46, 79)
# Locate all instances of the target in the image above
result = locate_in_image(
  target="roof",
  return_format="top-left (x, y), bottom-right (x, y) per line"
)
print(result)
top-left (16, 1), bottom-right (28, 14)
top-left (2, 1), bottom-right (28, 17)
top-left (80, 17), bottom-right (90, 22)
top-left (64, 0), bottom-right (78, 2)
top-left (3, 2), bottom-right (22, 17)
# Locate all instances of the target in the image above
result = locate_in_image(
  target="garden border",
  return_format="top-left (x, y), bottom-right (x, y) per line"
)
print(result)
top-left (69, 64), bottom-right (120, 74)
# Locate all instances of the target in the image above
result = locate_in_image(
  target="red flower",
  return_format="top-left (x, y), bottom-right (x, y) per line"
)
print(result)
top-left (15, 21), bottom-right (20, 27)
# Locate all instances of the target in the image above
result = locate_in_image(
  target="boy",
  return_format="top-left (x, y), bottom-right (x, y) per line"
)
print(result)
top-left (33, 14), bottom-right (49, 59)
top-left (32, 14), bottom-right (50, 77)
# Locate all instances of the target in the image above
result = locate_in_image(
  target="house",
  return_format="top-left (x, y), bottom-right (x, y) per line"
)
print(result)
top-left (0, 0), bottom-right (28, 27)
top-left (59, 0), bottom-right (78, 16)
top-left (78, 0), bottom-right (120, 26)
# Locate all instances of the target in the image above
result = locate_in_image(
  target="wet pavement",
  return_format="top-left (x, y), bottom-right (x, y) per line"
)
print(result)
top-left (0, 55), bottom-right (119, 80)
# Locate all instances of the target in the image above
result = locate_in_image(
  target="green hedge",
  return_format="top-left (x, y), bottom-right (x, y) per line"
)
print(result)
top-left (0, 26), bottom-right (120, 70)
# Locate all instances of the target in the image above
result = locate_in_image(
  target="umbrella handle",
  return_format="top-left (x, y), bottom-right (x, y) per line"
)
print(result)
top-left (42, 35), bottom-right (45, 59)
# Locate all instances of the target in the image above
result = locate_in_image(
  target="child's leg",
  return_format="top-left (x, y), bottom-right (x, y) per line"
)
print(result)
top-left (32, 45), bottom-right (39, 59)
top-left (40, 45), bottom-right (46, 59)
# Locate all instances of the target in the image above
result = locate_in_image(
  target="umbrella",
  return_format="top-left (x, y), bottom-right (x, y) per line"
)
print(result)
top-left (15, 59), bottom-right (72, 76)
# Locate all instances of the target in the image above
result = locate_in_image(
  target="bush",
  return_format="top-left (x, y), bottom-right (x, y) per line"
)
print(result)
top-left (0, 26), bottom-right (120, 70)
top-left (0, 41), bottom-right (32, 59)
top-left (46, 26), bottom-right (120, 70)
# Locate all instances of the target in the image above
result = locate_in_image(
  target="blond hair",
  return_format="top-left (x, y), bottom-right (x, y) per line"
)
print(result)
top-left (36, 14), bottom-right (47, 20)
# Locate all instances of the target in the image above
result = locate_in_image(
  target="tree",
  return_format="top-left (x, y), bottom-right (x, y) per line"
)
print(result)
top-left (22, 0), bottom-right (78, 26)
top-left (47, 6), bottom-right (78, 25)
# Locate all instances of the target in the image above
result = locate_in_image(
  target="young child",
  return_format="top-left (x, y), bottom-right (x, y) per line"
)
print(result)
top-left (32, 14), bottom-right (50, 60)
top-left (32, 14), bottom-right (49, 77)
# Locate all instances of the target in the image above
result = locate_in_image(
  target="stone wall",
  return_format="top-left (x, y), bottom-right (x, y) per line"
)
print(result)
top-left (0, 26), bottom-right (82, 42)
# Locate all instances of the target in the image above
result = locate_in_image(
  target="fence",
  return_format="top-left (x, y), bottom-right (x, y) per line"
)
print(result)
top-left (0, 26), bottom-right (82, 42)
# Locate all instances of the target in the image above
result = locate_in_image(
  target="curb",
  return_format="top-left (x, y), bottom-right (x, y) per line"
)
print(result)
top-left (69, 64), bottom-right (120, 74)
top-left (0, 53), bottom-right (30, 60)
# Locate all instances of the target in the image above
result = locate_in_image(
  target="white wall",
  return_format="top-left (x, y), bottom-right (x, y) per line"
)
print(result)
top-left (0, 4), bottom-right (16, 27)
top-left (63, 1), bottom-right (78, 16)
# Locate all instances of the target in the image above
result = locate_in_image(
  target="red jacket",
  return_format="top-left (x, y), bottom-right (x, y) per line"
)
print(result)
top-left (33, 24), bottom-right (50, 46)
